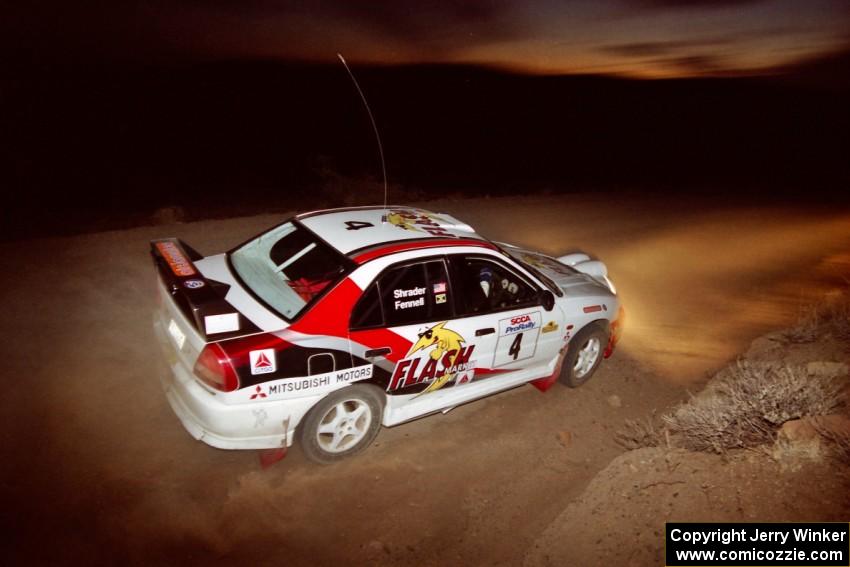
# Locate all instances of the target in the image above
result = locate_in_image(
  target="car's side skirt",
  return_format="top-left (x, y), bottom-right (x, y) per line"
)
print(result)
top-left (382, 360), bottom-right (557, 427)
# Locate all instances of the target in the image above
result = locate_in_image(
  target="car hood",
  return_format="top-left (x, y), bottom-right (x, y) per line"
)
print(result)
top-left (503, 246), bottom-right (613, 298)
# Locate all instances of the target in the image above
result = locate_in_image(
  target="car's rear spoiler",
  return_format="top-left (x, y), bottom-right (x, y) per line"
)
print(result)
top-left (150, 238), bottom-right (259, 340)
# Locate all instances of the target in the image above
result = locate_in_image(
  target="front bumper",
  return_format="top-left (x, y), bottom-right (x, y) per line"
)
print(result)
top-left (603, 306), bottom-right (624, 359)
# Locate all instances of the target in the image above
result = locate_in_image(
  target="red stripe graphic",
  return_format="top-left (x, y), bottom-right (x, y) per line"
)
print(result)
top-left (289, 277), bottom-right (362, 339)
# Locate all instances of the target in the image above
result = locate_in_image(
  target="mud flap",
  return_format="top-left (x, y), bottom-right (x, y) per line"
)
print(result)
top-left (530, 350), bottom-right (567, 393)
top-left (259, 447), bottom-right (288, 468)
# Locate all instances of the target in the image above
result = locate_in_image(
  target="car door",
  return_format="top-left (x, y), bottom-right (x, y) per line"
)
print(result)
top-left (348, 257), bottom-right (499, 414)
top-left (447, 254), bottom-right (566, 381)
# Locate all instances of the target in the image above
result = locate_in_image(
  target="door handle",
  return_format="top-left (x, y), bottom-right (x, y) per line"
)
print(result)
top-left (364, 347), bottom-right (391, 358)
top-left (475, 328), bottom-right (495, 336)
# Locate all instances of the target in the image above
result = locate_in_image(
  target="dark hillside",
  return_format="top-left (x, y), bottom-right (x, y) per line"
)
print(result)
top-left (2, 61), bottom-right (848, 237)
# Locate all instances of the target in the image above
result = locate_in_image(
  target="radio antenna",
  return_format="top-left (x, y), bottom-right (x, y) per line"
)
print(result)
top-left (337, 53), bottom-right (388, 216)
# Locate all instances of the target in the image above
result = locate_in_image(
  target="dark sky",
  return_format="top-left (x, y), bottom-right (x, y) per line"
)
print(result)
top-left (3, 0), bottom-right (849, 77)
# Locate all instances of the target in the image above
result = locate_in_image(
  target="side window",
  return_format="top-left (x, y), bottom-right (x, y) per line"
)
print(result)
top-left (380, 263), bottom-right (429, 326)
top-left (350, 283), bottom-right (382, 329)
top-left (452, 256), bottom-right (537, 315)
top-left (351, 260), bottom-right (452, 329)
top-left (425, 261), bottom-right (452, 321)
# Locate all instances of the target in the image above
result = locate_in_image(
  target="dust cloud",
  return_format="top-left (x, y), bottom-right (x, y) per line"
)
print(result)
top-left (459, 196), bottom-right (850, 380)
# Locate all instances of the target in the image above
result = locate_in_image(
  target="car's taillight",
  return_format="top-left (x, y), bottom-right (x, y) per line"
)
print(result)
top-left (193, 344), bottom-right (240, 392)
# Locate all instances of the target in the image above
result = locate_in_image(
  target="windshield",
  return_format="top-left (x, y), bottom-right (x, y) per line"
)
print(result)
top-left (498, 246), bottom-right (564, 296)
top-left (230, 222), bottom-right (349, 320)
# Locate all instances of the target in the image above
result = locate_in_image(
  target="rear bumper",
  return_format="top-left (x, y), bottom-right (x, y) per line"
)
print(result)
top-left (154, 317), bottom-right (319, 449)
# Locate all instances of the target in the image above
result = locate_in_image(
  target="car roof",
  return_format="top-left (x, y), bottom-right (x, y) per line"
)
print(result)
top-left (297, 206), bottom-right (493, 260)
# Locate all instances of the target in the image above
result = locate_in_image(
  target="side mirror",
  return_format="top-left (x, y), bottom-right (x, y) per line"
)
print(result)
top-left (539, 289), bottom-right (555, 312)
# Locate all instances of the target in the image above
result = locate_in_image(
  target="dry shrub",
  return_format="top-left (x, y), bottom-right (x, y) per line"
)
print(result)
top-left (811, 419), bottom-right (850, 464)
top-left (819, 287), bottom-right (850, 341)
top-left (827, 299), bottom-right (850, 341)
top-left (662, 361), bottom-right (845, 453)
top-left (783, 307), bottom-right (820, 343)
top-left (614, 417), bottom-right (661, 450)
top-left (784, 288), bottom-right (850, 343)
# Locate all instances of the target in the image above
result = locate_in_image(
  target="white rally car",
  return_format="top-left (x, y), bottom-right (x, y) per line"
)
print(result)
top-left (152, 207), bottom-right (623, 463)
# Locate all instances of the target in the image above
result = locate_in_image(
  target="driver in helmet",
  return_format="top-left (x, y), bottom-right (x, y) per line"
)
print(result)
top-left (479, 265), bottom-right (518, 309)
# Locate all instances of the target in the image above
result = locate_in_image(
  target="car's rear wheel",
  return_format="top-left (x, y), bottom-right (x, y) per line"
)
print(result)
top-left (559, 324), bottom-right (608, 388)
top-left (298, 384), bottom-right (384, 464)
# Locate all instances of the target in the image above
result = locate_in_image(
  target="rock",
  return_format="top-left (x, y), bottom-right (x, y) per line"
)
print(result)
top-left (746, 335), bottom-right (783, 360)
top-left (150, 205), bottom-right (185, 225)
top-left (607, 395), bottom-right (622, 408)
top-left (773, 416), bottom-right (848, 465)
top-left (774, 420), bottom-right (825, 467)
top-left (778, 419), bottom-right (818, 443)
top-left (806, 361), bottom-right (849, 377)
top-left (367, 540), bottom-right (389, 555)
top-left (557, 431), bottom-right (573, 448)
top-left (811, 414), bottom-right (850, 437)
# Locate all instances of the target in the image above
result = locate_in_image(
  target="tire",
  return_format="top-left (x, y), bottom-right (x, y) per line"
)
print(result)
top-left (298, 384), bottom-right (385, 464)
top-left (559, 323), bottom-right (608, 388)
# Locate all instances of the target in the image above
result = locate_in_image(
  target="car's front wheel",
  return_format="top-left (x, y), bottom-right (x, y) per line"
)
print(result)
top-left (298, 384), bottom-right (384, 464)
top-left (559, 323), bottom-right (608, 388)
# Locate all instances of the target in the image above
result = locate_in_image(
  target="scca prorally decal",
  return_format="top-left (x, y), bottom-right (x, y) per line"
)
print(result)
top-left (495, 311), bottom-right (542, 366)
top-left (503, 314), bottom-right (537, 335)
top-left (388, 322), bottom-right (476, 394)
top-left (228, 364), bottom-right (374, 404)
top-left (386, 209), bottom-right (457, 238)
top-left (155, 241), bottom-right (196, 276)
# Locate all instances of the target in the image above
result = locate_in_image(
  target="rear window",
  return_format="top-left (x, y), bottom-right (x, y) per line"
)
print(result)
top-left (230, 222), bottom-right (348, 320)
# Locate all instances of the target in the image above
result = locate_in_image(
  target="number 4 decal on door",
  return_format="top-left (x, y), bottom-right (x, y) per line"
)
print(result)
top-left (493, 311), bottom-right (542, 367)
top-left (508, 333), bottom-right (523, 360)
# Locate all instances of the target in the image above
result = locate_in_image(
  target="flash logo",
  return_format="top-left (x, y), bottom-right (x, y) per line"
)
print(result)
top-left (388, 322), bottom-right (475, 394)
top-left (386, 210), bottom-right (457, 238)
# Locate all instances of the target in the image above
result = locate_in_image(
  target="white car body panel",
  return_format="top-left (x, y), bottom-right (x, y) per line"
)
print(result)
top-left (298, 207), bottom-right (481, 254)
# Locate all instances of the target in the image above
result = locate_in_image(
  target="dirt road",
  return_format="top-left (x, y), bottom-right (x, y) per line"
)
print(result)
top-left (2, 194), bottom-right (849, 565)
